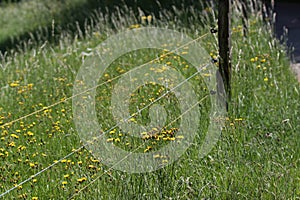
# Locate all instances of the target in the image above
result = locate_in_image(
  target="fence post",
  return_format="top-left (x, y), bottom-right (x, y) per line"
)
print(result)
top-left (218, 0), bottom-right (232, 109)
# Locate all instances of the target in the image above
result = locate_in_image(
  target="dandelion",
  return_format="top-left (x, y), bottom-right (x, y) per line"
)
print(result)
top-left (91, 158), bottom-right (100, 163)
top-left (10, 81), bottom-right (19, 87)
top-left (32, 197), bottom-right (38, 200)
top-left (8, 141), bottom-right (16, 147)
top-left (144, 146), bottom-right (152, 153)
top-left (10, 134), bottom-right (19, 139)
top-left (27, 131), bottom-right (34, 136)
top-left (176, 135), bottom-right (184, 139)
top-left (88, 165), bottom-right (95, 169)
top-left (62, 181), bottom-right (67, 185)
top-left (250, 57), bottom-right (258, 62)
top-left (264, 77), bottom-right (269, 82)
top-left (234, 118), bottom-right (243, 121)
top-left (29, 163), bottom-right (35, 168)
top-left (153, 154), bottom-right (160, 158)
top-left (77, 177), bottom-right (87, 183)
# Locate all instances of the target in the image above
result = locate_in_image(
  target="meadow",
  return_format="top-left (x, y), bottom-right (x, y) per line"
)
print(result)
top-left (0, 0), bottom-right (299, 199)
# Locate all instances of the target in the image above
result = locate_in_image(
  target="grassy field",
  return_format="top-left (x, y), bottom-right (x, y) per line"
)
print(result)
top-left (0, 0), bottom-right (299, 199)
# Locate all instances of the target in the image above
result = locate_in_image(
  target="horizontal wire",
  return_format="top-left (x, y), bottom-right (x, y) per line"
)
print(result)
top-left (0, 32), bottom-right (210, 129)
top-left (0, 147), bottom-right (84, 198)
top-left (0, 31), bottom-right (211, 198)
top-left (68, 94), bottom-right (209, 199)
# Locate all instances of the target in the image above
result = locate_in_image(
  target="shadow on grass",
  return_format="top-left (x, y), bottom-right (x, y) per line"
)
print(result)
top-left (0, 0), bottom-right (208, 53)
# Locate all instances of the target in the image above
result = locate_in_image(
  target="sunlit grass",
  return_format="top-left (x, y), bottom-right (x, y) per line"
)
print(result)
top-left (0, 0), bottom-right (299, 199)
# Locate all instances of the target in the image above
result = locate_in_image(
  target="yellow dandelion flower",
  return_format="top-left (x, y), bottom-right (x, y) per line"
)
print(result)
top-left (88, 165), bottom-right (95, 169)
top-left (10, 81), bottom-right (19, 87)
top-left (32, 197), bottom-right (38, 200)
top-left (77, 177), bottom-right (87, 183)
top-left (64, 174), bottom-right (70, 178)
top-left (91, 158), bottom-right (100, 163)
top-left (234, 118), bottom-right (243, 121)
top-left (62, 181), bottom-right (67, 185)
top-left (27, 131), bottom-right (34, 136)
top-left (153, 154), bottom-right (160, 159)
top-left (10, 134), bottom-right (19, 139)
top-left (8, 142), bottom-right (16, 147)
top-left (264, 77), bottom-right (268, 82)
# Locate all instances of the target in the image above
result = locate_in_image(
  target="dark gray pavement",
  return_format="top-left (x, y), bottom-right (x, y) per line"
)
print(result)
top-left (275, 2), bottom-right (300, 62)
top-left (274, 1), bottom-right (300, 81)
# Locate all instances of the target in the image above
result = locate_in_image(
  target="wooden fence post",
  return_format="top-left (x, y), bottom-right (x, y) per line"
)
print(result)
top-left (218, 0), bottom-right (232, 109)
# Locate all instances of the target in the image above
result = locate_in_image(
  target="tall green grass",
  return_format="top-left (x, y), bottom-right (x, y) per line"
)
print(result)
top-left (0, 0), bottom-right (299, 199)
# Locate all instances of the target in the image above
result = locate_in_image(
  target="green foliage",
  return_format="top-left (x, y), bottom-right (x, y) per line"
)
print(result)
top-left (0, 0), bottom-right (299, 199)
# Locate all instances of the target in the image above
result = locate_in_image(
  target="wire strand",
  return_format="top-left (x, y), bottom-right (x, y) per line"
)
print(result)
top-left (0, 32), bottom-right (210, 129)
top-left (68, 94), bottom-right (209, 199)
top-left (0, 31), bottom-right (211, 198)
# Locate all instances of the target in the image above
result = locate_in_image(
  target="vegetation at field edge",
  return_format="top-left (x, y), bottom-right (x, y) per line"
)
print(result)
top-left (0, 0), bottom-right (299, 199)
